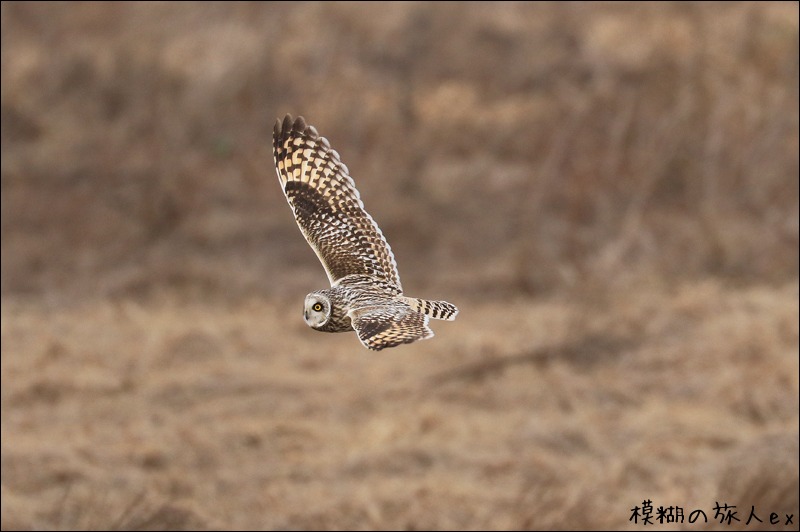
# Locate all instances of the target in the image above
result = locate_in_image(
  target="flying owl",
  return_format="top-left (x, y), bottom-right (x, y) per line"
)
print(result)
top-left (273, 114), bottom-right (458, 350)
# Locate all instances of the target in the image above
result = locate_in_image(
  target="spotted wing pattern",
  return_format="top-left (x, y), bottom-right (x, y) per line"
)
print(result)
top-left (349, 305), bottom-right (434, 351)
top-left (273, 115), bottom-right (402, 291)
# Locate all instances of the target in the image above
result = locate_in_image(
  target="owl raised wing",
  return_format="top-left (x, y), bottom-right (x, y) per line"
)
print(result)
top-left (273, 114), bottom-right (402, 292)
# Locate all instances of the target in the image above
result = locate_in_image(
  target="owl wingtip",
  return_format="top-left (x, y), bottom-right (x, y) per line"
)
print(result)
top-left (275, 114), bottom-right (319, 139)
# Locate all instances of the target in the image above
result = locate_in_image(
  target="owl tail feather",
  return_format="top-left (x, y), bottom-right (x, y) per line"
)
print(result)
top-left (397, 297), bottom-right (459, 321)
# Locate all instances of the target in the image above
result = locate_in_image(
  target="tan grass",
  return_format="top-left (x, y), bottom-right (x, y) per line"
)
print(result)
top-left (2, 279), bottom-right (797, 529)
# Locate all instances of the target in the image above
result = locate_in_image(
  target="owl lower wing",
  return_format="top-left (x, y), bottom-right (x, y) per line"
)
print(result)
top-left (349, 305), bottom-right (433, 351)
top-left (273, 115), bottom-right (403, 291)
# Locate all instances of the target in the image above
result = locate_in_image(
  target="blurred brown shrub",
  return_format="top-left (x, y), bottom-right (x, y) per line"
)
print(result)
top-left (2, 2), bottom-right (797, 300)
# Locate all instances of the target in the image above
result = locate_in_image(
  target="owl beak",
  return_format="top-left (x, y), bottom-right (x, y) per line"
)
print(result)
top-left (304, 310), bottom-right (309, 321)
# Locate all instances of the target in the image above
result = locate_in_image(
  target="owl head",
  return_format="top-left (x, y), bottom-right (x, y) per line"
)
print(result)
top-left (304, 293), bottom-right (331, 329)
top-left (303, 290), bottom-right (354, 333)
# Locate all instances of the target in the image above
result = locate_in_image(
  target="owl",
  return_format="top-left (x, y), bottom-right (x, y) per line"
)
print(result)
top-left (273, 114), bottom-right (458, 350)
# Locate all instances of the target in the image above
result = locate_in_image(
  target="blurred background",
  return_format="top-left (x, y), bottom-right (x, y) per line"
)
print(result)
top-left (2, 2), bottom-right (798, 530)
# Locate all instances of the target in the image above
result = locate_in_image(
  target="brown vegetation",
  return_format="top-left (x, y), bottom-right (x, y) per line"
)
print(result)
top-left (2, 2), bottom-right (798, 530)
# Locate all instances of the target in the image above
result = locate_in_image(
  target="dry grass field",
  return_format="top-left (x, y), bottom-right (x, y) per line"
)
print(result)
top-left (2, 2), bottom-right (798, 530)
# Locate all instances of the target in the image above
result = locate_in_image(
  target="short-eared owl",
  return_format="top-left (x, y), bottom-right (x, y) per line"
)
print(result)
top-left (273, 114), bottom-right (458, 350)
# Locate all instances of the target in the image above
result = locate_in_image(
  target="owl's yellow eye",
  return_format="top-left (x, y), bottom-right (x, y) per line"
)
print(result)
top-left (312, 302), bottom-right (323, 312)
